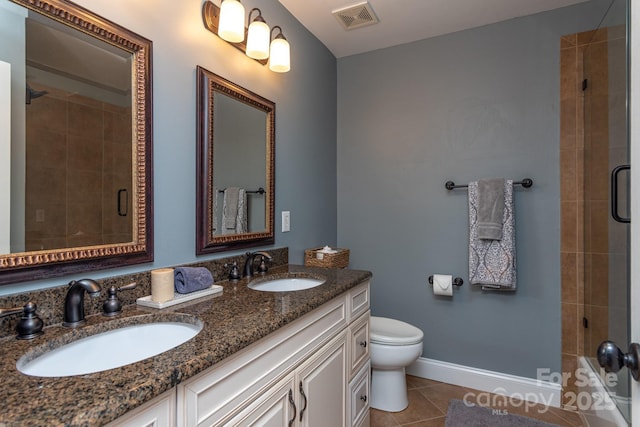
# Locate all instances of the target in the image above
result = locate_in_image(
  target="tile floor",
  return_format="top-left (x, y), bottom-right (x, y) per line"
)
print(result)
top-left (370, 376), bottom-right (585, 427)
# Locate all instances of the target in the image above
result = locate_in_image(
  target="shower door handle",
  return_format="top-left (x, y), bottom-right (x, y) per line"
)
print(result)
top-left (611, 165), bottom-right (630, 223)
top-left (597, 340), bottom-right (640, 381)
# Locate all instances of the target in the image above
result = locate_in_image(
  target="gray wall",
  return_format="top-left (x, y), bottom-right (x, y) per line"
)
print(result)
top-left (337, 1), bottom-right (610, 378)
top-left (0, 0), bottom-right (337, 295)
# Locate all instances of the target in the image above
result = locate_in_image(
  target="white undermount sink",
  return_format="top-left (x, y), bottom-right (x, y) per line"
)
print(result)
top-left (17, 321), bottom-right (202, 377)
top-left (248, 277), bottom-right (325, 292)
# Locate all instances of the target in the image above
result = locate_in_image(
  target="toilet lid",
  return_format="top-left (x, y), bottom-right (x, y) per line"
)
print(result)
top-left (370, 316), bottom-right (424, 346)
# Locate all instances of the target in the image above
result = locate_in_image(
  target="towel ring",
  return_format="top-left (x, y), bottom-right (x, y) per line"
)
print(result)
top-left (428, 276), bottom-right (464, 287)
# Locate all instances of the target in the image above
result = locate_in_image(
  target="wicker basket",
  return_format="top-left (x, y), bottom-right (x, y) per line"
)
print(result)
top-left (304, 247), bottom-right (350, 268)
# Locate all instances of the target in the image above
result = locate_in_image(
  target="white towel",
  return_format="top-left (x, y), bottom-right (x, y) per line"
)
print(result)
top-left (221, 187), bottom-right (247, 235)
top-left (468, 180), bottom-right (516, 291)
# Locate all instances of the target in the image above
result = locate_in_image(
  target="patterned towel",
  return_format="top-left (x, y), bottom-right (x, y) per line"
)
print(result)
top-left (468, 180), bottom-right (516, 291)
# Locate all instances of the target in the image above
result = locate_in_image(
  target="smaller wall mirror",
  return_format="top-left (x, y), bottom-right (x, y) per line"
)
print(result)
top-left (196, 66), bottom-right (274, 254)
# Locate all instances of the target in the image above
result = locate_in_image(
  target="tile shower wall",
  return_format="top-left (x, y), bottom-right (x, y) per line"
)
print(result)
top-left (560, 28), bottom-right (612, 406)
top-left (24, 83), bottom-right (132, 251)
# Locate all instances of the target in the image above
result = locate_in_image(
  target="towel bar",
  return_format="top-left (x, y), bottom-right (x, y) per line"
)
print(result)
top-left (218, 187), bottom-right (265, 194)
top-left (445, 178), bottom-right (533, 191)
top-left (428, 276), bottom-right (464, 287)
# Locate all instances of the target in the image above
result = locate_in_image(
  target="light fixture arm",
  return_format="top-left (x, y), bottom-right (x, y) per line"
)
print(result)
top-left (202, 1), bottom-right (267, 65)
top-left (247, 8), bottom-right (265, 26)
top-left (270, 25), bottom-right (286, 42)
top-left (202, 1), bottom-right (290, 72)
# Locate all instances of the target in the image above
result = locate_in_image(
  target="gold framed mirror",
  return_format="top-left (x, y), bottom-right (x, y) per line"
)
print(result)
top-left (196, 66), bottom-right (274, 254)
top-left (0, 0), bottom-right (153, 284)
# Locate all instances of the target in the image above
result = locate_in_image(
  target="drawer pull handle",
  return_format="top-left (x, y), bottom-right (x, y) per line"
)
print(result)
top-left (360, 394), bottom-right (368, 402)
top-left (288, 389), bottom-right (296, 427)
top-left (360, 340), bottom-right (367, 348)
top-left (299, 381), bottom-right (307, 421)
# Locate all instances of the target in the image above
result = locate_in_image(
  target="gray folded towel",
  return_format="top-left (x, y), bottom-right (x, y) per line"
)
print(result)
top-left (477, 178), bottom-right (505, 240)
top-left (468, 180), bottom-right (516, 291)
top-left (174, 267), bottom-right (214, 294)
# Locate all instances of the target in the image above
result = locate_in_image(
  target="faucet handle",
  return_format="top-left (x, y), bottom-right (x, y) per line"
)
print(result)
top-left (0, 303), bottom-right (44, 339)
top-left (102, 282), bottom-right (137, 317)
top-left (16, 302), bottom-right (44, 340)
top-left (0, 306), bottom-right (23, 318)
top-left (118, 282), bottom-right (137, 292)
top-left (225, 262), bottom-right (241, 280)
top-left (257, 256), bottom-right (269, 274)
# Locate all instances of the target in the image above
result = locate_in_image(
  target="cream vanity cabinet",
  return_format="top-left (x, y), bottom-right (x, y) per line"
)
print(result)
top-left (176, 280), bottom-right (371, 427)
top-left (105, 389), bottom-right (176, 427)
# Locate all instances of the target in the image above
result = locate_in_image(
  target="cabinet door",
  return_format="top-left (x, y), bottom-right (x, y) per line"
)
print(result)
top-left (225, 373), bottom-right (297, 427)
top-left (105, 389), bottom-right (175, 427)
top-left (297, 331), bottom-right (348, 427)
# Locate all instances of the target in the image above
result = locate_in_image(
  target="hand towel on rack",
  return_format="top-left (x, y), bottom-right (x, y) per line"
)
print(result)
top-left (477, 178), bottom-right (505, 240)
top-left (221, 188), bottom-right (247, 235)
top-left (468, 180), bottom-right (516, 291)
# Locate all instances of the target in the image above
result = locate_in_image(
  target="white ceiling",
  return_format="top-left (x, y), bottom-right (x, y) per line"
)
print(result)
top-left (278, 0), bottom-right (588, 58)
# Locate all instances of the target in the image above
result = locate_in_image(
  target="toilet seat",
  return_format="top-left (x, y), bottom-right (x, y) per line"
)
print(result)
top-left (370, 316), bottom-right (424, 346)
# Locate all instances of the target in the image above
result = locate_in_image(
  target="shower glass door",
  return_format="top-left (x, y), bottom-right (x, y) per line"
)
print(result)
top-left (582, 0), bottom-right (629, 422)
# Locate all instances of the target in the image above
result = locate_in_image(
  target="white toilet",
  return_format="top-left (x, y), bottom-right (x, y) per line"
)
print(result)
top-left (369, 316), bottom-right (424, 412)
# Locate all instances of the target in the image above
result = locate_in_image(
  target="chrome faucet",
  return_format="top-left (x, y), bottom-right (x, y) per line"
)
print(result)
top-left (243, 251), bottom-right (272, 278)
top-left (63, 279), bottom-right (101, 328)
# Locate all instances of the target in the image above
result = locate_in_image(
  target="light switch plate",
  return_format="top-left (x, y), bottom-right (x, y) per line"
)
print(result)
top-left (282, 211), bottom-right (290, 232)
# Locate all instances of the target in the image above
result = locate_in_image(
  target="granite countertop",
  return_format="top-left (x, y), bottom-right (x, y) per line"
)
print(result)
top-left (0, 265), bottom-right (372, 426)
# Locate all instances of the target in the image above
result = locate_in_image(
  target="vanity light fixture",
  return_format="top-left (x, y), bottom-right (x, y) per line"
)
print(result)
top-left (269, 26), bottom-right (290, 73)
top-left (217, 0), bottom-right (245, 43)
top-left (246, 8), bottom-right (270, 60)
top-left (202, 1), bottom-right (290, 73)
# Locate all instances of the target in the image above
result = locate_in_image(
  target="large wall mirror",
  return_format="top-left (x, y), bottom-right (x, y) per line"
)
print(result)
top-left (196, 66), bottom-right (274, 254)
top-left (0, 0), bottom-right (153, 284)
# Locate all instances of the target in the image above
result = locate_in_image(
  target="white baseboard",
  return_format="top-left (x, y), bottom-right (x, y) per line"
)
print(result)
top-left (406, 357), bottom-right (562, 408)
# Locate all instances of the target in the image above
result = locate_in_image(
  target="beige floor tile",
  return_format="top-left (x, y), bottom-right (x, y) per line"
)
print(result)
top-left (406, 375), bottom-right (441, 390)
top-left (371, 377), bottom-right (585, 427)
top-left (390, 390), bottom-right (445, 425)
top-left (370, 408), bottom-right (399, 427)
top-left (399, 417), bottom-right (446, 427)
top-left (417, 383), bottom-right (476, 413)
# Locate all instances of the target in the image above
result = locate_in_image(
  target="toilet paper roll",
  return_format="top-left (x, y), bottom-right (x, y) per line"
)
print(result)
top-left (433, 274), bottom-right (453, 296)
top-left (151, 268), bottom-right (175, 302)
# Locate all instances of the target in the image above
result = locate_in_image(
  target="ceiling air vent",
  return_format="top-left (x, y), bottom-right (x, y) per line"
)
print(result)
top-left (332, 1), bottom-right (379, 31)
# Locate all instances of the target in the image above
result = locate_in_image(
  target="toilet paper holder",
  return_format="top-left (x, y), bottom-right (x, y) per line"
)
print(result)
top-left (428, 276), bottom-right (464, 287)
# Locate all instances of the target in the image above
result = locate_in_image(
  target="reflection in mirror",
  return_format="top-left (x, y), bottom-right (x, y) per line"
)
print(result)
top-left (0, 0), bottom-right (153, 285)
top-left (196, 66), bottom-right (274, 254)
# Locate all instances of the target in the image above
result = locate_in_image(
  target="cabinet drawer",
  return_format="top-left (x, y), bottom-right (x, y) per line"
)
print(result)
top-left (348, 281), bottom-right (370, 321)
top-left (349, 312), bottom-right (370, 377)
top-left (349, 362), bottom-right (370, 427)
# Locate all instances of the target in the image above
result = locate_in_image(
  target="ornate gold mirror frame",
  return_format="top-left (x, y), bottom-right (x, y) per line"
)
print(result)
top-left (1, 0), bottom-right (153, 284)
top-left (196, 66), bottom-right (274, 253)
